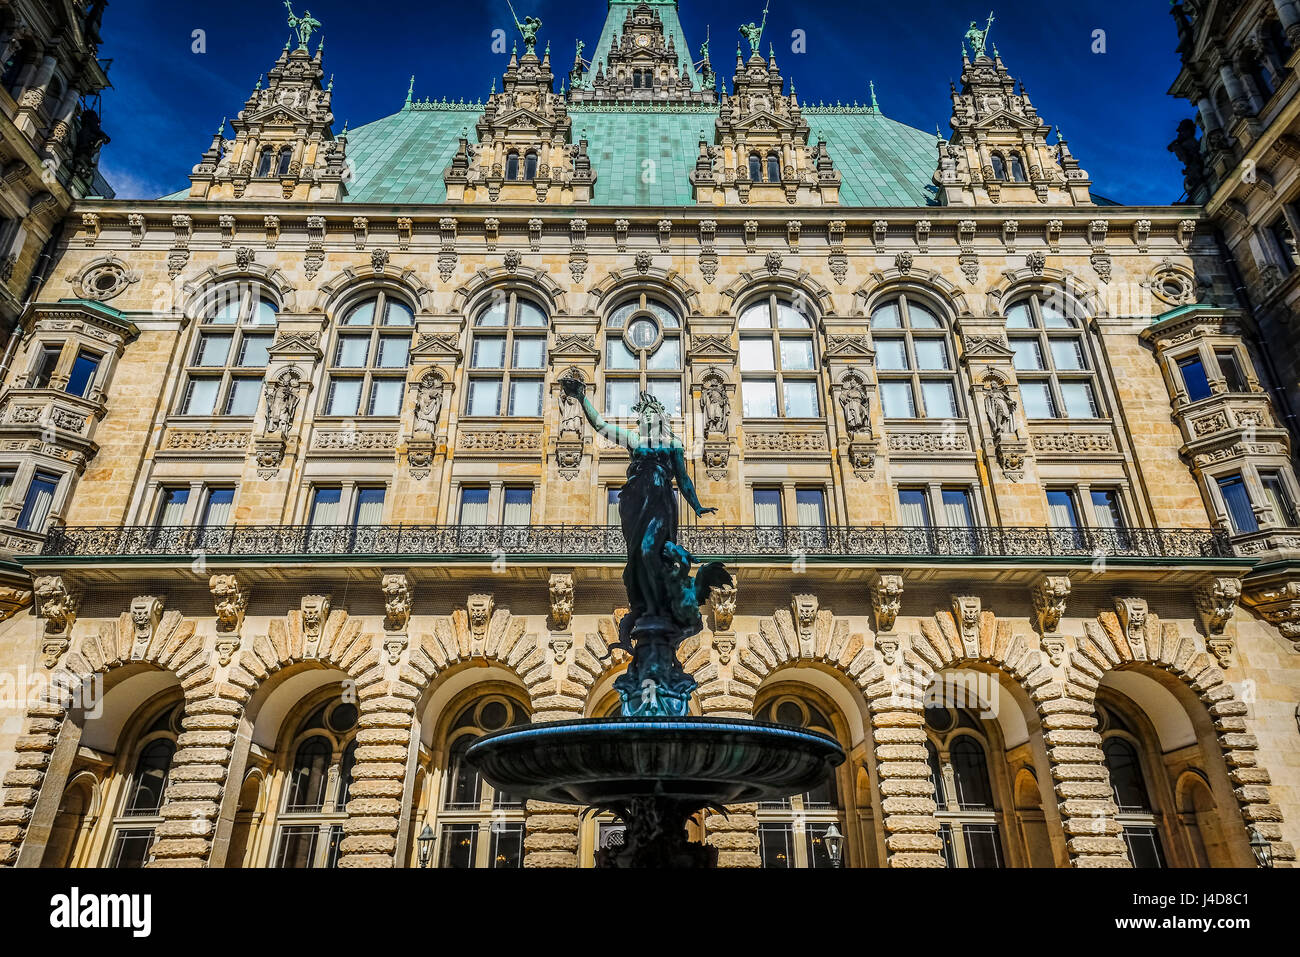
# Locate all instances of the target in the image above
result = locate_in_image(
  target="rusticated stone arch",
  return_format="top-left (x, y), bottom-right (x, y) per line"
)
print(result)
top-left (1076, 607), bottom-right (1295, 867)
top-left (0, 608), bottom-right (207, 867)
top-left (452, 264), bottom-right (567, 318)
top-left (573, 617), bottom-right (631, 717)
top-left (585, 266), bottom-right (701, 319)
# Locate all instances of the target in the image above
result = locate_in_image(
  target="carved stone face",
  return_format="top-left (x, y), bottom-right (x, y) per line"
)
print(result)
top-left (130, 596), bottom-right (163, 641)
top-left (954, 596), bottom-right (981, 630)
top-left (792, 594), bottom-right (818, 632)
top-left (468, 594), bottom-right (493, 634)
top-left (301, 594), bottom-right (330, 637)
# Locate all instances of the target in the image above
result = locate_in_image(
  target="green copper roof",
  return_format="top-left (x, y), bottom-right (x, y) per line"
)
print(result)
top-left (336, 101), bottom-right (940, 207)
top-left (583, 0), bottom-right (702, 92)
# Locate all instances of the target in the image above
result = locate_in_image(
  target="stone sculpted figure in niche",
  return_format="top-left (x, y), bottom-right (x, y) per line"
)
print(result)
top-left (413, 373), bottom-right (443, 434)
top-left (700, 379), bottom-right (729, 436)
top-left (838, 377), bottom-right (871, 437)
top-left (985, 383), bottom-right (1015, 440)
top-left (264, 371), bottom-right (300, 437)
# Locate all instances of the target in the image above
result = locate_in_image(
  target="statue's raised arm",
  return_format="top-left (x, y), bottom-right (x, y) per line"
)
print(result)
top-left (560, 376), bottom-right (634, 449)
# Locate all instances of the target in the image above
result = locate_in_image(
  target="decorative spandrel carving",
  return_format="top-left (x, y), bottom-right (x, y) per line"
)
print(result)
top-left (1031, 575), bottom-right (1071, 634)
top-left (130, 595), bottom-right (164, 647)
top-left (382, 574), bottom-right (411, 633)
top-left (210, 575), bottom-right (247, 633)
top-left (869, 572), bottom-right (903, 634)
top-left (549, 573), bottom-right (574, 632)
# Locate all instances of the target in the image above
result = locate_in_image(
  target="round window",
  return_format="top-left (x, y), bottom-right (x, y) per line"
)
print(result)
top-left (478, 699), bottom-right (510, 731)
top-left (924, 705), bottom-right (954, 732)
top-left (328, 703), bottom-right (358, 733)
top-left (627, 317), bottom-right (658, 350)
top-left (775, 699), bottom-right (805, 728)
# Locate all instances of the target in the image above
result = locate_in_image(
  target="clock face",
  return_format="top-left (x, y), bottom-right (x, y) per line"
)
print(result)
top-left (635, 34), bottom-right (650, 48)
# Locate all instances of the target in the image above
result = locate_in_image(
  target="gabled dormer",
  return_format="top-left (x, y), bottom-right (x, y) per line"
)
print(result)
top-left (446, 35), bottom-right (596, 204)
top-left (569, 1), bottom-right (714, 106)
top-left (692, 40), bottom-right (840, 206)
top-left (934, 25), bottom-right (1092, 207)
top-left (188, 11), bottom-right (347, 202)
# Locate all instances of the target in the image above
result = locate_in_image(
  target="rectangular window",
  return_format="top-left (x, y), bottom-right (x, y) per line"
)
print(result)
top-left (1216, 350), bottom-right (1247, 393)
top-left (880, 381), bottom-right (916, 418)
top-left (224, 376), bottom-right (263, 416)
top-left (326, 378), bottom-right (363, 416)
top-left (155, 488), bottom-right (190, 526)
top-left (17, 471), bottom-right (58, 532)
top-left (108, 828), bottom-right (157, 869)
top-left (942, 489), bottom-right (974, 528)
top-left (1059, 382), bottom-right (1098, 418)
top-left (647, 380), bottom-right (682, 416)
top-left (1047, 490), bottom-right (1080, 528)
top-left (201, 488), bottom-right (235, 527)
top-left (273, 826), bottom-right (320, 869)
top-left (503, 487), bottom-right (533, 526)
top-left (182, 377), bottom-right (221, 415)
top-left (368, 379), bottom-right (404, 416)
top-left (471, 337), bottom-right (506, 368)
top-left (606, 380), bottom-right (640, 418)
top-left (758, 824), bottom-right (795, 869)
top-left (508, 379), bottom-right (543, 417)
top-left (1019, 381), bottom-right (1057, 419)
top-left (308, 487), bottom-right (342, 527)
top-left (1261, 471), bottom-right (1298, 527)
top-left (489, 824), bottom-right (524, 869)
top-left (742, 379), bottom-right (779, 418)
top-left (438, 824), bottom-right (478, 869)
top-left (375, 336), bottom-right (409, 369)
top-left (753, 488), bottom-right (783, 526)
top-left (1269, 216), bottom-right (1298, 272)
top-left (467, 379), bottom-right (501, 417)
top-left (1050, 340), bottom-right (1086, 371)
top-left (64, 350), bottom-right (100, 399)
top-left (921, 381), bottom-right (958, 418)
top-left (334, 336), bottom-right (371, 367)
top-left (606, 340), bottom-right (637, 370)
top-left (914, 340), bottom-right (950, 370)
top-left (237, 335), bottom-right (273, 367)
top-left (779, 340), bottom-right (816, 371)
top-left (739, 338), bottom-right (776, 371)
top-left (459, 487), bottom-right (490, 526)
top-left (606, 488), bottom-right (622, 526)
top-left (512, 338), bottom-right (545, 369)
top-left (1218, 475), bottom-right (1259, 534)
top-left (898, 488), bottom-right (931, 527)
top-left (1178, 355), bottom-right (1213, 403)
top-left (1122, 827), bottom-right (1167, 869)
top-left (352, 488), bottom-right (385, 525)
top-left (1088, 489), bottom-right (1124, 529)
top-left (782, 380), bottom-right (820, 418)
top-left (795, 489), bottom-right (826, 527)
top-left (875, 339), bottom-right (908, 371)
top-left (195, 334), bottom-right (233, 367)
top-left (962, 825), bottom-right (1005, 869)
top-left (1011, 339), bottom-right (1045, 371)
top-left (29, 344), bottom-right (62, 389)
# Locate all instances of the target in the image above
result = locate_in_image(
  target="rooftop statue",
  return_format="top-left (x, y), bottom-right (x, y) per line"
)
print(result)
top-left (284, 2), bottom-right (321, 50)
top-left (965, 11), bottom-right (995, 60)
top-left (560, 377), bottom-right (731, 717)
top-left (739, 0), bottom-right (769, 58)
top-left (507, 0), bottom-right (543, 56)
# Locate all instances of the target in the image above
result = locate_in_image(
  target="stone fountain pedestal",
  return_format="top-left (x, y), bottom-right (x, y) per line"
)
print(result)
top-left (466, 716), bottom-right (845, 868)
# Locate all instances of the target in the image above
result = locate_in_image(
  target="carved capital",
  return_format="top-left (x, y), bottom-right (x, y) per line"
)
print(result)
top-left (1195, 578), bottom-right (1241, 637)
top-left (33, 576), bottom-right (78, 637)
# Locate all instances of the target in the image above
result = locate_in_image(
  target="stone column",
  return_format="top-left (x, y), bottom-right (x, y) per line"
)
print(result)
top-left (338, 685), bottom-right (417, 868)
top-left (13, 53), bottom-right (55, 137)
top-left (1273, 0), bottom-right (1300, 44)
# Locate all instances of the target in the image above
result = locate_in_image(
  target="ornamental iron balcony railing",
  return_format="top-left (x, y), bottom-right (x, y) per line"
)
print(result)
top-left (38, 524), bottom-right (1234, 561)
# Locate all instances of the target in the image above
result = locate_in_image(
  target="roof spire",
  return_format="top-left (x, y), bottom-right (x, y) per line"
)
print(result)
top-left (870, 80), bottom-right (879, 112)
top-left (405, 75), bottom-right (415, 107)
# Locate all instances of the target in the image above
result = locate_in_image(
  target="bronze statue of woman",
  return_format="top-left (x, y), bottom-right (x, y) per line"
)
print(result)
top-left (561, 377), bottom-right (730, 715)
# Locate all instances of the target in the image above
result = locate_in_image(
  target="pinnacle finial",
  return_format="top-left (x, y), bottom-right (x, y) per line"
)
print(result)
top-left (255, 73), bottom-right (263, 90)
top-left (340, 119), bottom-right (349, 138)
top-left (316, 35), bottom-right (325, 58)
top-left (870, 80), bottom-right (879, 112)
top-left (406, 75), bottom-right (415, 106)
top-left (216, 117), bottom-right (227, 138)
top-left (327, 73), bottom-right (334, 91)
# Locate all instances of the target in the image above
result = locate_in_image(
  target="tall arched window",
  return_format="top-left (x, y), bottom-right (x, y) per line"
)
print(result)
top-left (276, 146), bottom-right (293, 176)
top-left (926, 705), bottom-right (1004, 868)
top-left (756, 694), bottom-right (844, 868)
top-left (180, 283), bottom-right (279, 416)
top-left (1098, 703), bottom-right (1166, 868)
top-left (738, 293), bottom-right (819, 418)
top-left (467, 292), bottom-right (548, 417)
top-left (433, 696), bottom-right (528, 868)
top-left (872, 294), bottom-right (959, 419)
top-left (766, 152), bottom-right (781, 183)
top-left (106, 702), bottom-right (181, 868)
top-left (256, 146), bottom-right (275, 177)
top-left (272, 697), bottom-right (358, 868)
top-left (524, 150), bottom-right (539, 179)
top-left (990, 152), bottom-right (1007, 180)
top-left (505, 151), bottom-right (520, 180)
top-left (1008, 152), bottom-right (1027, 182)
top-left (748, 153), bottom-right (762, 182)
top-left (323, 291), bottom-right (414, 417)
top-left (604, 293), bottom-right (683, 417)
top-left (1006, 290), bottom-right (1100, 420)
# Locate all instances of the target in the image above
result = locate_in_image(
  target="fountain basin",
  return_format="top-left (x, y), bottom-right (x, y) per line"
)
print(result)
top-left (466, 716), bottom-right (845, 807)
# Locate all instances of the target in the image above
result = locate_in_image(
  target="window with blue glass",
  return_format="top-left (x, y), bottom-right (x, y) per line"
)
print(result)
top-left (1217, 474), bottom-right (1258, 534)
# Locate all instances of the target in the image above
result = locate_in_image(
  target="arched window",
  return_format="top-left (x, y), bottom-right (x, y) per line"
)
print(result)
top-left (323, 291), bottom-right (414, 417)
top-left (272, 698), bottom-right (358, 868)
top-left (926, 705), bottom-right (1004, 868)
top-left (106, 701), bottom-right (181, 868)
top-left (467, 291), bottom-right (548, 417)
top-left (604, 293), bottom-right (682, 417)
top-left (1006, 290), bottom-right (1100, 420)
top-left (872, 294), bottom-right (959, 419)
top-left (1008, 152), bottom-right (1027, 182)
top-left (756, 694), bottom-right (845, 868)
top-left (748, 153), bottom-right (762, 182)
top-left (180, 283), bottom-right (279, 417)
top-left (505, 151), bottom-right (520, 181)
top-left (256, 146), bottom-right (275, 177)
top-left (766, 152), bottom-right (781, 183)
top-left (524, 151), bottom-right (539, 179)
top-left (433, 696), bottom-right (528, 868)
top-left (990, 152), bottom-right (1007, 180)
top-left (276, 146), bottom-right (293, 177)
top-left (738, 293), bottom-right (819, 418)
top-left (1098, 704), bottom-right (1166, 868)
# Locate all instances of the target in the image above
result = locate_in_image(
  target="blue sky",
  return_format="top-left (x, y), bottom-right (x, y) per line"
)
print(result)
top-left (96, 0), bottom-right (1189, 205)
